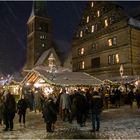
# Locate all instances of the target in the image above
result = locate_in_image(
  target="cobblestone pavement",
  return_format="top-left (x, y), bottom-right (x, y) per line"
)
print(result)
top-left (0, 105), bottom-right (140, 139)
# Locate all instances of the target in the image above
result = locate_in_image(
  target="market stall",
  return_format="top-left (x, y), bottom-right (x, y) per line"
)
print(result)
top-left (21, 66), bottom-right (103, 96)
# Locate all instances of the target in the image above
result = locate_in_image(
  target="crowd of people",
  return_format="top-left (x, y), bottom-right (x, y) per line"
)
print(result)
top-left (0, 85), bottom-right (140, 133)
top-left (39, 87), bottom-right (104, 133)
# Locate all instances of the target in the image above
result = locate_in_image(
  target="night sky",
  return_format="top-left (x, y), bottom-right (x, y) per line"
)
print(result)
top-left (0, 1), bottom-right (140, 75)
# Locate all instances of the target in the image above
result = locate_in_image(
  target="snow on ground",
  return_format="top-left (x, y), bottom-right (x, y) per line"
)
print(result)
top-left (0, 105), bottom-right (140, 139)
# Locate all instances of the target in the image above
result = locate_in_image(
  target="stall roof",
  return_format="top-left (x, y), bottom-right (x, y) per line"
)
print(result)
top-left (107, 75), bottom-right (140, 84)
top-left (26, 67), bottom-right (103, 86)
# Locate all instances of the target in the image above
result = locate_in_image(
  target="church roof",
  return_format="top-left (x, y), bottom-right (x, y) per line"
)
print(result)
top-left (35, 48), bottom-right (61, 66)
top-left (35, 49), bottom-right (51, 66)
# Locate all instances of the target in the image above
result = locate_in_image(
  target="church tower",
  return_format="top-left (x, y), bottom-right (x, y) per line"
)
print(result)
top-left (25, 1), bottom-right (52, 70)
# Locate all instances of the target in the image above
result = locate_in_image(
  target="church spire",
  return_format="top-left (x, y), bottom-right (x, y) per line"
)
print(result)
top-left (29, 0), bottom-right (48, 19)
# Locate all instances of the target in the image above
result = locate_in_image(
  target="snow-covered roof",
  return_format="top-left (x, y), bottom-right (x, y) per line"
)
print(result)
top-left (35, 69), bottom-right (102, 86)
top-left (35, 49), bottom-right (51, 66)
top-left (128, 18), bottom-right (140, 29)
top-left (107, 75), bottom-right (139, 83)
top-left (23, 66), bottom-right (103, 87)
top-left (35, 48), bottom-right (61, 66)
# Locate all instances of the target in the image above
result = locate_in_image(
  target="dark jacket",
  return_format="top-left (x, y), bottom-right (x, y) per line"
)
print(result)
top-left (3, 93), bottom-right (16, 120)
top-left (115, 89), bottom-right (121, 100)
top-left (42, 98), bottom-right (57, 123)
top-left (74, 92), bottom-right (88, 113)
top-left (90, 92), bottom-right (103, 114)
top-left (128, 90), bottom-right (134, 102)
top-left (17, 98), bottom-right (28, 114)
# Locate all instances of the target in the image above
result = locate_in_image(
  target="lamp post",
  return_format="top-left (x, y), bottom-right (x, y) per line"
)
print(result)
top-left (119, 64), bottom-right (124, 83)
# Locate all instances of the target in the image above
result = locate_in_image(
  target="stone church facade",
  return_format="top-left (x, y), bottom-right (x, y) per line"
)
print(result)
top-left (24, 1), bottom-right (63, 71)
top-left (72, 1), bottom-right (140, 80)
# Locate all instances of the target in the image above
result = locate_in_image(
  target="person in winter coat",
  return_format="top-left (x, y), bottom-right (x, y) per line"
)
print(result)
top-left (59, 88), bottom-right (71, 121)
top-left (75, 89), bottom-right (88, 127)
top-left (110, 88), bottom-right (116, 107)
top-left (69, 89), bottom-right (88, 127)
top-left (69, 90), bottom-right (78, 123)
top-left (90, 91), bottom-right (103, 132)
top-left (115, 88), bottom-right (121, 108)
top-left (42, 95), bottom-right (57, 133)
top-left (3, 91), bottom-right (16, 131)
top-left (128, 89), bottom-right (134, 108)
top-left (17, 95), bottom-right (28, 127)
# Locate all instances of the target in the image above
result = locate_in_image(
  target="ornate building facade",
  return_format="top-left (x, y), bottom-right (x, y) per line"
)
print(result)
top-left (72, 1), bottom-right (140, 80)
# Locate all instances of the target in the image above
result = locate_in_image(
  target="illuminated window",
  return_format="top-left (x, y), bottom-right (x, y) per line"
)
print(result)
top-left (81, 48), bottom-right (84, 55)
top-left (78, 61), bottom-right (85, 70)
top-left (105, 19), bottom-right (108, 27)
top-left (40, 35), bottom-right (46, 39)
top-left (108, 54), bottom-right (119, 65)
top-left (108, 39), bottom-right (112, 46)
top-left (86, 16), bottom-right (89, 23)
top-left (82, 61), bottom-right (85, 69)
top-left (78, 48), bottom-right (84, 55)
top-left (80, 31), bottom-right (83, 38)
top-left (115, 54), bottom-right (119, 63)
top-left (91, 25), bottom-right (94, 33)
top-left (91, 2), bottom-right (94, 7)
top-left (108, 37), bottom-right (117, 46)
top-left (97, 10), bottom-right (100, 17)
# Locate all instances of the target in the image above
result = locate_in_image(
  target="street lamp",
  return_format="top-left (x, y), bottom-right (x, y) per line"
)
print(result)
top-left (119, 64), bottom-right (124, 83)
top-left (119, 64), bottom-right (124, 77)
